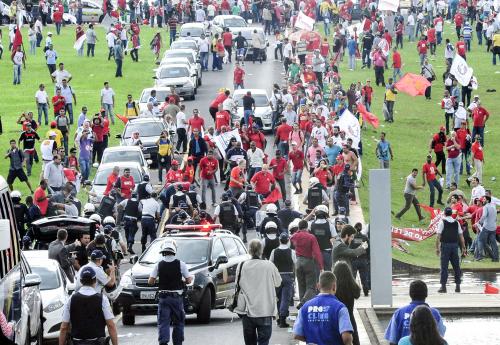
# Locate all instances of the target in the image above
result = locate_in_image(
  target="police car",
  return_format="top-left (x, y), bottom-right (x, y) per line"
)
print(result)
top-left (117, 224), bottom-right (249, 325)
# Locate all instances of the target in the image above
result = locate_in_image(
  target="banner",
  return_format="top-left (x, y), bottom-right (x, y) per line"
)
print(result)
top-left (391, 226), bottom-right (436, 242)
top-left (294, 11), bottom-right (315, 31)
top-left (450, 54), bottom-right (473, 86)
top-left (378, 0), bottom-right (400, 12)
top-left (213, 129), bottom-right (242, 158)
top-left (394, 73), bottom-right (431, 96)
top-left (74, 34), bottom-right (86, 51)
top-left (337, 109), bottom-right (361, 149)
top-left (357, 102), bottom-right (380, 128)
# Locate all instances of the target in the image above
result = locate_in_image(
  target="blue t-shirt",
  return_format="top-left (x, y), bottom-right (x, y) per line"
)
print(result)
top-left (385, 301), bottom-right (446, 344)
top-left (293, 294), bottom-right (353, 345)
top-left (325, 145), bottom-right (342, 166)
top-left (376, 140), bottom-right (391, 161)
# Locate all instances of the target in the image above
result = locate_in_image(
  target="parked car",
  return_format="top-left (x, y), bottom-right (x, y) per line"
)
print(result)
top-left (117, 224), bottom-right (249, 325)
top-left (24, 251), bottom-right (71, 341)
top-left (160, 56), bottom-right (202, 86)
top-left (101, 146), bottom-right (152, 171)
top-left (212, 14), bottom-right (247, 33)
top-left (162, 49), bottom-right (202, 82)
top-left (137, 87), bottom-right (173, 114)
top-left (89, 162), bottom-right (149, 207)
top-left (236, 27), bottom-right (268, 61)
top-left (233, 89), bottom-right (273, 132)
top-left (170, 39), bottom-right (199, 54)
top-left (154, 64), bottom-right (197, 100)
top-left (118, 117), bottom-right (167, 162)
top-left (81, 0), bottom-right (104, 22)
top-left (178, 22), bottom-right (220, 40)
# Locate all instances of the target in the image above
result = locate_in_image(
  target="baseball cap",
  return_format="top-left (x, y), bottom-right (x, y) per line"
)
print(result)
top-left (90, 249), bottom-right (105, 260)
top-left (279, 232), bottom-right (289, 242)
top-left (80, 266), bottom-right (96, 280)
top-left (171, 160), bottom-right (179, 166)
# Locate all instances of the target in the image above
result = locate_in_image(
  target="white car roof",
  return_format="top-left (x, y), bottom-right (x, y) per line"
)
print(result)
top-left (158, 63), bottom-right (191, 71)
top-left (23, 251), bottom-right (60, 269)
top-left (233, 89), bottom-right (269, 96)
top-left (214, 15), bottom-right (245, 20)
top-left (103, 146), bottom-right (143, 153)
top-left (97, 161), bottom-right (143, 170)
top-left (161, 57), bottom-right (192, 64)
top-left (180, 22), bottom-right (205, 28)
top-left (164, 48), bottom-right (196, 55)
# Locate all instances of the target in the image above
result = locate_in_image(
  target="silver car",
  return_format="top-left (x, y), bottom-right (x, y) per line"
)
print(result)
top-left (154, 64), bottom-right (197, 100)
top-left (233, 89), bottom-right (273, 132)
top-left (160, 56), bottom-right (201, 87)
top-left (163, 48), bottom-right (202, 81)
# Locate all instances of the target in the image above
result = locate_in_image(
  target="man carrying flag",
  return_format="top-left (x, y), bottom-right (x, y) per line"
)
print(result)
top-left (11, 26), bottom-right (26, 85)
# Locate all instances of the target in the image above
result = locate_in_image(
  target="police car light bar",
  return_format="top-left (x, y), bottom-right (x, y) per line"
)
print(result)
top-left (163, 224), bottom-right (223, 232)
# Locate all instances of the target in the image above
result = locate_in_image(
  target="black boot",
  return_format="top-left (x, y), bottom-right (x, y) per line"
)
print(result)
top-left (455, 284), bottom-right (461, 293)
top-left (438, 285), bottom-right (447, 293)
top-left (141, 244), bottom-right (146, 253)
top-left (243, 233), bottom-right (247, 243)
top-left (128, 244), bottom-right (135, 255)
top-left (278, 317), bottom-right (290, 328)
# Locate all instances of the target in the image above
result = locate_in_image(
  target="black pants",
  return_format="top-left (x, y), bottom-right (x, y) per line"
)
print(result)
top-left (444, 112), bottom-right (453, 134)
top-left (461, 86), bottom-right (472, 106)
top-left (396, 34), bottom-right (403, 49)
top-left (176, 128), bottom-right (187, 153)
top-left (224, 45), bottom-right (232, 62)
top-left (92, 141), bottom-right (104, 163)
top-left (315, 71), bottom-right (323, 89)
top-left (374, 66), bottom-right (385, 86)
top-left (252, 48), bottom-right (263, 63)
top-left (115, 59), bottom-right (123, 77)
top-left (395, 193), bottom-right (423, 220)
top-left (362, 49), bottom-right (371, 67)
top-left (87, 43), bottom-right (95, 57)
top-left (283, 57), bottom-right (291, 73)
top-left (108, 47), bottom-right (114, 60)
top-left (209, 106), bottom-right (218, 120)
top-left (47, 64), bottom-right (56, 74)
top-left (435, 150), bottom-right (446, 174)
top-left (298, 54), bottom-right (305, 65)
top-left (456, 26), bottom-right (461, 40)
top-left (352, 258), bottom-right (370, 295)
top-left (440, 243), bottom-right (461, 285)
top-left (425, 83), bottom-right (432, 99)
top-left (130, 48), bottom-right (138, 62)
top-left (277, 178), bottom-right (286, 202)
top-left (275, 43), bottom-right (282, 60)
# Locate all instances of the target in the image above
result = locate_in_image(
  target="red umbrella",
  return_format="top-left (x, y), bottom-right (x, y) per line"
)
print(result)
top-left (288, 30), bottom-right (321, 50)
top-left (394, 73), bottom-right (431, 97)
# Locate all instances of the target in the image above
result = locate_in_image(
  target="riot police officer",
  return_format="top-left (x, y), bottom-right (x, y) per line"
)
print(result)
top-left (262, 221), bottom-right (280, 260)
top-left (260, 204), bottom-right (283, 237)
top-left (186, 184), bottom-right (201, 210)
top-left (11, 190), bottom-right (29, 238)
top-left (97, 189), bottom-right (117, 219)
top-left (214, 193), bottom-right (238, 233)
top-left (307, 205), bottom-right (337, 271)
top-left (148, 241), bottom-right (193, 345)
top-left (239, 185), bottom-right (262, 242)
top-left (137, 174), bottom-right (153, 201)
top-left (169, 184), bottom-right (193, 214)
top-left (350, 222), bottom-right (370, 296)
top-left (118, 191), bottom-right (141, 254)
top-left (334, 164), bottom-right (356, 216)
top-left (303, 177), bottom-right (329, 213)
top-left (277, 200), bottom-right (302, 232)
top-left (59, 266), bottom-right (118, 345)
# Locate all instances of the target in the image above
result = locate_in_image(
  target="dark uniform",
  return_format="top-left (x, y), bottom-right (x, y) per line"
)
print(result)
top-left (438, 215), bottom-right (464, 292)
top-left (350, 232), bottom-right (370, 296)
top-left (218, 200), bottom-right (237, 233)
top-left (121, 197), bottom-right (141, 252)
top-left (137, 181), bottom-right (151, 200)
top-left (13, 200), bottom-right (29, 238)
top-left (310, 221), bottom-right (333, 271)
top-left (187, 190), bottom-right (199, 209)
top-left (171, 192), bottom-right (188, 209)
top-left (242, 190), bottom-right (260, 232)
top-left (263, 236), bottom-right (280, 260)
top-left (277, 207), bottom-right (302, 232)
top-left (260, 215), bottom-right (283, 237)
top-left (97, 194), bottom-right (116, 219)
top-left (307, 185), bottom-right (323, 211)
top-left (334, 169), bottom-right (355, 216)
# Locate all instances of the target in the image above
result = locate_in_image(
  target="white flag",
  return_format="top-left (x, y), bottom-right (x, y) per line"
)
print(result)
top-left (450, 54), bottom-right (473, 86)
top-left (378, 0), bottom-right (400, 12)
top-left (74, 35), bottom-right (86, 51)
top-left (294, 11), bottom-right (315, 31)
top-left (337, 110), bottom-right (361, 149)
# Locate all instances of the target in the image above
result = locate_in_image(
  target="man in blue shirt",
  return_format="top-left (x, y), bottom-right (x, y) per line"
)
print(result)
top-left (375, 132), bottom-right (393, 169)
top-left (384, 280), bottom-right (446, 345)
top-left (324, 137), bottom-right (342, 166)
top-left (293, 271), bottom-right (354, 345)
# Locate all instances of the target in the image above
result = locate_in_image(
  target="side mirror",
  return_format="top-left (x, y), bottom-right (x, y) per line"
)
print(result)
top-left (146, 159), bottom-right (153, 166)
top-left (66, 282), bottom-right (75, 295)
top-left (23, 273), bottom-right (41, 287)
top-left (215, 255), bottom-right (228, 269)
top-left (115, 134), bottom-right (122, 139)
top-left (152, 76), bottom-right (158, 79)
top-left (129, 255), bottom-right (139, 264)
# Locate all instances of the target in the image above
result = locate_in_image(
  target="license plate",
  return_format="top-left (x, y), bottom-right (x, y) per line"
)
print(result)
top-left (143, 153), bottom-right (151, 158)
top-left (140, 291), bottom-right (156, 300)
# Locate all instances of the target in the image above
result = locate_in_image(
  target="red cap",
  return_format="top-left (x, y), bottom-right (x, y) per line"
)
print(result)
top-left (50, 121), bottom-right (57, 127)
top-left (171, 160), bottom-right (179, 166)
top-left (439, 125), bottom-right (446, 131)
top-left (187, 156), bottom-right (194, 161)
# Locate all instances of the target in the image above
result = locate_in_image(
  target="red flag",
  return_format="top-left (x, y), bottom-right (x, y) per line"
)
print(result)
top-left (418, 204), bottom-right (441, 219)
top-left (11, 26), bottom-right (23, 58)
top-left (394, 73), bottom-right (431, 97)
top-left (115, 113), bottom-right (129, 124)
top-left (356, 103), bottom-right (379, 128)
top-left (262, 188), bottom-right (282, 204)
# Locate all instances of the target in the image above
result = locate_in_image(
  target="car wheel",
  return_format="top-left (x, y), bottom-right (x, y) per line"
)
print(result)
top-left (122, 312), bottom-right (135, 326)
top-left (196, 289), bottom-right (212, 324)
top-left (191, 94), bottom-right (196, 101)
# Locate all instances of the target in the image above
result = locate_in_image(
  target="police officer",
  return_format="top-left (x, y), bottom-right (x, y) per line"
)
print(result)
top-left (303, 177), bottom-right (329, 213)
top-left (148, 241), bottom-right (193, 345)
top-left (238, 185), bottom-right (262, 242)
top-left (277, 199), bottom-right (302, 233)
top-left (139, 192), bottom-right (161, 252)
top-left (83, 202), bottom-right (96, 218)
top-left (11, 190), bottom-right (29, 238)
top-left (169, 184), bottom-right (193, 214)
top-left (75, 250), bottom-right (116, 293)
top-left (214, 193), bottom-right (238, 233)
top-left (306, 205), bottom-right (337, 271)
top-left (118, 191), bottom-right (141, 254)
top-left (97, 189), bottom-right (117, 219)
top-left (262, 221), bottom-right (280, 260)
top-left (59, 266), bottom-right (118, 345)
top-left (334, 164), bottom-right (356, 216)
top-left (186, 184), bottom-right (201, 210)
top-left (259, 204), bottom-right (283, 237)
top-left (137, 174), bottom-right (153, 201)
top-left (436, 207), bottom-right (466, 293)
top-left (350, 222), bottom-right (370, 296)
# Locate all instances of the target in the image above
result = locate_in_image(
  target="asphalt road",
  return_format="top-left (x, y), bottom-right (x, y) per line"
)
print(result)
top-left (116, 43), bottom-right (297, 345)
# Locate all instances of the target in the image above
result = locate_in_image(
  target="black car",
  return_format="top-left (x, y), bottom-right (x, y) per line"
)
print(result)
top-left (117, 117), bottom-right (167, 165)
top-left (117, 224), bottom-right (249, 325)
top-left (29, 216), bottom-right (97, 249)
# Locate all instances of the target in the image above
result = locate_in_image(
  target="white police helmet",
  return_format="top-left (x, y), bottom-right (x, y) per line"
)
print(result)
top-left (266, 204), bottom-right (278, 214)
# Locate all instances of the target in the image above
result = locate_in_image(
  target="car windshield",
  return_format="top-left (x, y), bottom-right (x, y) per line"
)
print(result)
top-left (234, 93), bottom-right (269, 107)
top-left (159, 66), bottom-right (189, 79)
top-left (224, 18), bottom-right (247, 27)
top-left (94, 167), bottom-right (141, 185)
top-left (172, 41), bottom-right (197, 50)
top-left (180, 27), bottom-right (204, 37)
top-left (241, 31), bottom-right (264, 41)
top-left (140, 239), bottom-right (209, 265)
top-left (140, 90), bottom-right (171, 103)
top-left (124, 122), bottom-right (164, 138)
top-left (165, 52), bottom-right (195, 64)
top-left (30, 266), bottom-right (61, 290)
top-left (102, 150), bottom-right (143, 165)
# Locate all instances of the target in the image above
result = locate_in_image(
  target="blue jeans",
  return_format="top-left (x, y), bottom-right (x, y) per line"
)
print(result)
top-left (428, 178), bottom-right (443, 207)
top-left (37, 103), bottom-right (49, 125)
top-left (200, 51), bottom-right (209, 70)
top-left (55, 22), bottom-right (62, 35)
top-left (169, 29), bottom-right (176, 45)
top-left (243, 109), bottom-right (252, 125)
top-left (476, 31), bottom-right (483, 45)
top-left (393, 68), bottom-right (402, 81)
top-left (79, 157), bottom-right (90, 181)
top-left (158, 295), bottom-right (185, 345)
top-left (472, 126), bottom-right (485, 146)
top-left (476, 230), bottom-right (499, 261)
top-left (242, 316), bottom-right (272, 345)
top-left (277, 273), bottom-right (294, 318)
top-left (440, 243), bottom-right (461, 285)
top-left (65, 103), bottom-right (74, 124)
top-left (13, 65), bottom-right (21, 84)
top-left (124, 217), bottom-right (138, 245)
top-left (247, 166), bottom-right (261, 181)
top-left (30, 40), bottom-right (36, 54)
top-left (103, 103), bottom-right (115, 124)
top-left (465, 38), bottom-right (471, 51)
top-left (278, 141), bottom-right (289, 159)
top-left (212, 52), bottom-right (221, 70)
top-left (291, 169), bottom-right (302, 185)
top-left (322, 250), bottom-right (332, 271)
top-left (437, 31), bottom-right (442, 44)
top-left (140, 216), bottom-right (157, 247)
top-left (323, 21), bottom-right (330, 36)
top-left (445, 156), bottom-right (461, 187)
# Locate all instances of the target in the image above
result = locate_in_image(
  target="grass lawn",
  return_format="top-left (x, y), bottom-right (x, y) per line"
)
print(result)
top-left (0, 24), bottom-right (169, 195)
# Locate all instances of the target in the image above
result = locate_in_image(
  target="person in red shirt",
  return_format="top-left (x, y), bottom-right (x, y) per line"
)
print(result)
top-left (455, 121), bottom-right (471, 176)
top-left (53, 3), bottom-right (63, 35)
top-left (209, 90), bottom-right (229, 120)
top-left (361, 80), bottom-right (373, 111)
top-left (471, 102), bottom-right (489, 145)
top-left (395, 20), bottom-right (404, 48)
top-left (445, 131), bottom-right (461, 188)
top-left (215, 104), bottom-right (230, 133)
top-left (182, 157), bottom-right (195, 183)
top-left (314, 159), bottom-right (333, 188)
top-left (274, 118), bottom-right (293, 158)
top-left (187, 108), bottom-right (205, 135)
top-left (250, 164), bottom-right (275, 196)
top-left (91, 116), bottom-right (105, 163)
top-left (429, 126), bottom-right (447, 174)
top-left (417, 36), bottom-right (428, 65)
top-left (269, 150), bottom-right (288, 202)
top-left (392, 47), bottom-right (402, 81)
top-left (198, 150), bottom-right (219, 206)
top-left (104, 166), bottom-right (120, 196)
top-left (52, 88), bottom-right (66, 116)
top-left (248, 125), bottom-right (267, 150)
top-left (320, 38), bottom-right (330, 58)
top-left (468, 135), bottom-right (484, 183)
top-left (229, 159), bottom-right (246, 197)
top-left (165, 160), bottom-right (183, 185)
top-left (454, 12), bottom-right (464, 39)
top-left (427, 24), bottom-right (436, 56)
top-left (383, 29), bottom-right (392, 48)
top-left (456, 37), bottom-right (466, 59)
top-left (422, 154), bottom-right (443, 207)
top-left (233, 62), bottom-right (245, 89)
top-left (302, 66), bottom-right (317, 83)
top-left (222, 28), bottom-right (233, 63)
top-left (34, 180), bottom-right (49, 216)
top-left (289, 141), bottom-right (305, 194)
top-left (115, 168), bottom-right (135, 199)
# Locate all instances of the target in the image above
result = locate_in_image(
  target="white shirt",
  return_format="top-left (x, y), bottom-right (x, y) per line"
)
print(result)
top-left (100, 87), bottom-right (115, 105)
top-left (106, 32), bottom-right (116, 47)
top-left (139, 198), bottom-right (160, 217)
top-left (52, 69), bottom-right (72, 87)
top-left (60, 85), bottom-right (75, 104)
top-left (454, 106), bottom-right (467, 128)
top-left (471, 185), bottom-right (486, 201)
top-left (283, 43), bottom-right (293, 59)
top-left (176, 111), bottom-right (187, 129)
top-left (407, 14), bottom-right (415, 26)
top-left (74, 262), bottom-right (111, 293)
top-left (207, 5), bottom-right (215, 16)
top-left (61, 286), bottom-right (114, 323)
top-left (311, 126), bottom-right (329, 147)
top-left (195, 8), bottom-right (206, 22)
top-left (12, 51), bottom-right (24, 65)
top-left (34, 20), bottom-right (43, 33)
top-left (35, 90), bottom-right (48, 104)
top-left (199, 38), bottom-right (210, 53)
top-left (282, 93), bottom-right (293, 106)
top-left (222, 97), bottom-right (236, 112)
top-left (247, 147), bottom-right (265, 168)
